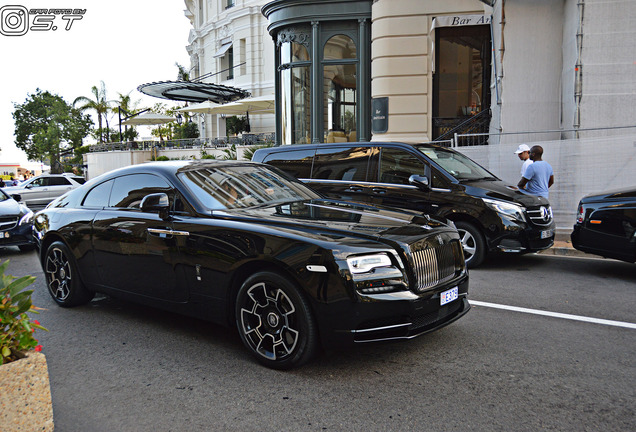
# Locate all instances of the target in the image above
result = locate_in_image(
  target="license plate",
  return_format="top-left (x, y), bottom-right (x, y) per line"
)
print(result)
top-left (540, 229), bottom-right (554, 239)
top-left (440, 287), bottom-right (458, 306)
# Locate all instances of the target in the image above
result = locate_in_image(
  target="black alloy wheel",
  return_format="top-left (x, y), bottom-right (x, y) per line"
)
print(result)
top-left (44, 241), bottom-right (94, 307)
top-left (236, 271), bottom-right (318, 369)
top-left (455, 221), bottom-right (486, 268)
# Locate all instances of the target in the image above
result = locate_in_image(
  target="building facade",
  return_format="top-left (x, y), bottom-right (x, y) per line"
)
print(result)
top-left (184, 0), bottom-right (276, 138)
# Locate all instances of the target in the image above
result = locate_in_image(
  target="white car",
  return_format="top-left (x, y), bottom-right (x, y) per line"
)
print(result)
top-left (2, 173), bottom-right (86, 209)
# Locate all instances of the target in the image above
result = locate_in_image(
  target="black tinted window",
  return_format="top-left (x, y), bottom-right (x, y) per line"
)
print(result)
top-left (73, 177), bottom-right (86, 184)
top-left (48, 177), bottom-right (72, 186)
top-left (109, 174), bottom-right (172, 209)
top-left (379, 148), bottom-right (426, 185)
top-left (83, 180), bottom-right (113, 208)
top-left (262, 148), bottom-right (315, 179)
top-left (312, 147), bottom-right (370, 181)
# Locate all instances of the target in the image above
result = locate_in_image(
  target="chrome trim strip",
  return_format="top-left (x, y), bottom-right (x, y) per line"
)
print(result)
top-left (303, 178), bottom-right (452, 193)
top-left (352, 323), bottom-right (411, 333)
top-left (147, 228), bottom-right (190, 236)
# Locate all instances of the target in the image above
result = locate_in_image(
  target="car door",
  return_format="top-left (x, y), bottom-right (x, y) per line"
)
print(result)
top-left (308, 145), bottom-right (374, 204)
top-left (20, 177), bottom-right (51, 207)
top-left (90, 173), bottom-right (188, 302)
top-left (366, 147), bottom-right (439, 214)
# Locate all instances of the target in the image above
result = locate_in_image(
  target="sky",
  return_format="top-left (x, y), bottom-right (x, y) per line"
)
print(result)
top-left (0, 1), bottom-right (193, 168)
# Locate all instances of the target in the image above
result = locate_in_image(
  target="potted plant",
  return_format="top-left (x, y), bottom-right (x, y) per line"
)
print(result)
top-left (0, 259), bottom-right (54, 431)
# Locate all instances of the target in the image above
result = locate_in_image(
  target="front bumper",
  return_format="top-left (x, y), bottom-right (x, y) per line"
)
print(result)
top-left (318, 274), bottom-right (469, 348)
top-left (0, 222), bottom-right (35, 248)
top-left (490, 218), bottom-right (555, 253)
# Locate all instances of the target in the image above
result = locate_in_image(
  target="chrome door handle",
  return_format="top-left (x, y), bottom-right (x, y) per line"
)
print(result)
top-left (147, 228), bottom-right (190, 238)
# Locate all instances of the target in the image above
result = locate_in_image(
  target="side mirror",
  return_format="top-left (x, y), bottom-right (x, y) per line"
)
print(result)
top-left (11, 194), bottom-right (21, 202)
top-left (409, 174), bottom-right (430, 192)
top-left (140, 193), bottom-right (170, 219)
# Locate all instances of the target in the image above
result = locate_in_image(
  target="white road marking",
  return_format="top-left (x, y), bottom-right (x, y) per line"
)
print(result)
top-left (470, 300), bottom-right (636, 329)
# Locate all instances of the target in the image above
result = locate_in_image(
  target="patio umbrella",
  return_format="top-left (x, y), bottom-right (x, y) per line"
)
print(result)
top-left (177, 101), bottom-right (223, 114)
top-left (120, 112), bottom-right (175, 126)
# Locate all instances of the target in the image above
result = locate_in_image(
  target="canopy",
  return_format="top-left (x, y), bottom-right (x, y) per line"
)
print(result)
top-left (120, 112), bottom-right (175, 126)
top-left (138, 81), bottom-right (250, 104)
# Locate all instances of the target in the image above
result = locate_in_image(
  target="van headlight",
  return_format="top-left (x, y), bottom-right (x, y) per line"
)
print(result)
top-left (347, 253), bottom-right (392, 274)
top-left (483, 198), bottom-right (526, 222)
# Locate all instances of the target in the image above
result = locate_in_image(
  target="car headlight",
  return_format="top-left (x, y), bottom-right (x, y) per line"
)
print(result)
top-left (347, 253), bottom-right (392, 274)
top-left (19, 211), bottom-right (34, 226)
top-left (483, 198), bottom-right (526, 222)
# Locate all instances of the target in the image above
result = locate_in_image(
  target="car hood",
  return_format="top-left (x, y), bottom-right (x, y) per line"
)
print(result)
top-left (213, 199), bottom-right (453, 242)
top-left (580, 186), bottom-right (636, 203)
top-left (0, 198), bottom-right (28, 217)
top-left (462, 179), bottom-right (551, 207)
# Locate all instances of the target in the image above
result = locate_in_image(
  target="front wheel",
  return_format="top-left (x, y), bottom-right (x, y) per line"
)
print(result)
top-left (44, 241), bottom-right (94, 307)
top-left (455, 221), bottom-right (487, 268)
top-left (235, 271), bottom-right (318, 370)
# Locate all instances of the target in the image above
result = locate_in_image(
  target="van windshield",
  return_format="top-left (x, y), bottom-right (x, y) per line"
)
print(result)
top-left (415, 145), bottom-right (497, 181)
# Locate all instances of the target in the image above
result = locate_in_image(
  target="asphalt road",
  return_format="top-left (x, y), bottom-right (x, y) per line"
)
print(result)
top-left (2, 248), bottom-right (634, 432)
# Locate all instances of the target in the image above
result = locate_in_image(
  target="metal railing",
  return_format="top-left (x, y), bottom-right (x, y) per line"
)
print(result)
top-left (433, 109), bottom-right (491, 146)
top-left (89, 133), bottom-right (276, 153)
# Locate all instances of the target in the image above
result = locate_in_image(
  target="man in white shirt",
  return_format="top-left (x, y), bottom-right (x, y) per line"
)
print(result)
top-left (515, 144), bottom-right (533, 180)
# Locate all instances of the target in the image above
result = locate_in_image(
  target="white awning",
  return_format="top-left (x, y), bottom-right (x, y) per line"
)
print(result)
top-left (213, 42), bottom-right (233, 58)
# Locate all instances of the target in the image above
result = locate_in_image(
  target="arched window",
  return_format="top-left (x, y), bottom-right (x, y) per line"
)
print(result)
top-left (323, 35), bottom-right (357, 143)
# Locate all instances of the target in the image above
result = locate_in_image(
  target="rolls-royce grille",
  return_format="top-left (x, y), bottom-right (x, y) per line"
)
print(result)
top-left (0, 217), bottom-right (18, 231)
top-left (410, 241), bottom-right (461, 292)
top-left (527, 206), bottom-right (553, 226)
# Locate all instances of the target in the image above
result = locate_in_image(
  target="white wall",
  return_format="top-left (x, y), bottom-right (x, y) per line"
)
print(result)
top-left (458, 133), bottom-right (636, 235)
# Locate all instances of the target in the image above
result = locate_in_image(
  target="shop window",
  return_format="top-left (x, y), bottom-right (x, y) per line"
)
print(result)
top-left (323, 35), bottom-right (357, 143)
top-left (279, 39), bottom-right (311, 145)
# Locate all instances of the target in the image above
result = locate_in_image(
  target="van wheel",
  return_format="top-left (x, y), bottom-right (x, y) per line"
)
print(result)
top-left (455, 221), bottom-right (486, 268)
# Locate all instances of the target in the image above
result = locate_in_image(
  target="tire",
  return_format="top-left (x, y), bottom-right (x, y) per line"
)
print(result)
top-left (44, 241), bottom-right (94, 307)
top-left (455, 221), bottom-right (487, 268)
top-left (235, 271), bottom-right (319, 370)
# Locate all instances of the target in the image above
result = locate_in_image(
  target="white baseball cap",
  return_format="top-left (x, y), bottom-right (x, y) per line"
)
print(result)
top-left (514, 144), bottom-right (530, 154)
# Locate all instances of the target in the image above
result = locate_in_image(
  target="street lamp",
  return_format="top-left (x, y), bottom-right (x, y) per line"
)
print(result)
top-left (176, 113), bottom-right (183, 125)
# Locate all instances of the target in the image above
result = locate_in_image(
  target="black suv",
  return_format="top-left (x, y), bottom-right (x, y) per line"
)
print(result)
top-left (253, 142), bottom-right (555, 267)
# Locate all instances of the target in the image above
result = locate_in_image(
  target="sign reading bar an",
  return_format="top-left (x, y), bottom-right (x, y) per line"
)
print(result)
top-left (431, 14), bottom-right (491, 30)
top-left (372, 97), bottom-right (388, 134)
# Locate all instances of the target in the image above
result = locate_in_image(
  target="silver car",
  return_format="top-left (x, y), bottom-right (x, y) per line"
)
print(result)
top-left (2, 173), bottom-right (85, 209)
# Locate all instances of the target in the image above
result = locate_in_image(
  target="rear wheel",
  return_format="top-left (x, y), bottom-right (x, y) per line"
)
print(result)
top-left (44, 241), bottom-right (94, 307)
top-left (455, 221), bottom-right (486, 268)
top-left (235, 271), bottom-right (318, 370)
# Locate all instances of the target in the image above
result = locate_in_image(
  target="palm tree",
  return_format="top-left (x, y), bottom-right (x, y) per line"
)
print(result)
top-left (73, 81), bottom-right (112, 143)
top-left (176, 62), bottom-right (190, 82)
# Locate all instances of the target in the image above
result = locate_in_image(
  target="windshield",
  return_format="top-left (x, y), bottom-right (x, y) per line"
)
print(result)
top-left (178, 164), bottom-right (320, 210)
top-left (415, 145), bottom-right (496, 181)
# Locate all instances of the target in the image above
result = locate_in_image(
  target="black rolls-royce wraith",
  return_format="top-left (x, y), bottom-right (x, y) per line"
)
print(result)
top-left (33, 161), bottom-right (469, 369)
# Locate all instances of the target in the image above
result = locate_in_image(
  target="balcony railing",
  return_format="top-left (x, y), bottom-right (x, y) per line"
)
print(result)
top-left (89, 133), bottom-right (275, 153)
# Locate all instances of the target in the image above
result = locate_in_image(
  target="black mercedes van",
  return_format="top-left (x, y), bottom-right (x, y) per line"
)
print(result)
top-left (253, 142), bottom-right (555, 267)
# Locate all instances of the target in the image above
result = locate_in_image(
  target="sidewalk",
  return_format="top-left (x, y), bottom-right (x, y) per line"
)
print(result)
top-left (537, 233), bottom-right (589, 258)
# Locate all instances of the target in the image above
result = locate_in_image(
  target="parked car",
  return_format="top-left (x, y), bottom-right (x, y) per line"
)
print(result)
top-left (253, 142), bottom-right (555, 267)
top-left (0, 189), bottom-right (35, 251)
top-left (3, 173), bottom-right (86, 209)
top-left (571, 186), bottom-right (636, 263)
top-left (33, 160), bottom-right (469, 369)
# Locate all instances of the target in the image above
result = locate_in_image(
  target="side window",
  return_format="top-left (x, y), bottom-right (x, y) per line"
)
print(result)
top-left (262, 148), bottom-right (315, 179)
top-left (82, 180), bottom-right (114, 208)
top-left (431, 168), bottom-right (450, 189)
top-left (49, 177), bottom-right (72, 186)
top-left (109, 174), bottom-right (172, 209)
top-left (379, 148), bottom-right (426, 185)
top-left (312, 147), bottom-right (370, 181)
top-left (31, 178), bottom-right (47, 188)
